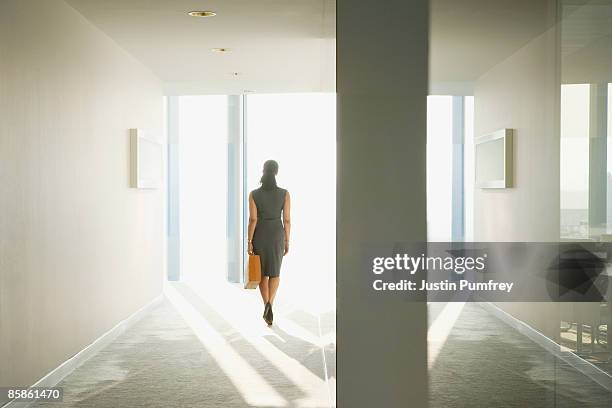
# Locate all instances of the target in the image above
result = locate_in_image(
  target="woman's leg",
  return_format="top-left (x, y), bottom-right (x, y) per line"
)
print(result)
top-left (259, 276), bottom-right (270, 304)
top-left (268, 277), bottom-right (280, 304)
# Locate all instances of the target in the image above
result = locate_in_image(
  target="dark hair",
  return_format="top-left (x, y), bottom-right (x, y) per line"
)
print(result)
top-left (260, 160), bottom-right (278, 190)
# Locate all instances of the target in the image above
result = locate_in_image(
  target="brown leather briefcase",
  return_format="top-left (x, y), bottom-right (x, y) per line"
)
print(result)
top-left (244, 254), bottom-right (261, 289)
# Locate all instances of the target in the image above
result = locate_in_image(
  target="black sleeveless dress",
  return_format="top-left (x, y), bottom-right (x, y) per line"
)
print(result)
top-left (252, 186), bottom-right (287, 278)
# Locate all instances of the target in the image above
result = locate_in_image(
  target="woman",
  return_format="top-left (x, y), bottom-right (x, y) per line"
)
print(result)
top-left (247, 160), bottom-right (291, 326)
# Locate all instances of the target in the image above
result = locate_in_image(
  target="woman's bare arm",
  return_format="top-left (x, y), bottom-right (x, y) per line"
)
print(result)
top-left (283, 191), bottom-right (291, 255)
top-left (247, 192), bottom-right (257, 254)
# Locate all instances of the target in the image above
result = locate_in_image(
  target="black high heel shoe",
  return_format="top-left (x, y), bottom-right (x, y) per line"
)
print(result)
top-left (263, 302), bottom-right (271, 323)
top-left (265, 303), bottom-right (274, 326)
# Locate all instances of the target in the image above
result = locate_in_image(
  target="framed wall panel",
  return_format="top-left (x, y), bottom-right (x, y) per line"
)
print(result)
top-left (475, 128), bottom-right (514, 188)
top-left (130, 128), bottom-right (162, 189)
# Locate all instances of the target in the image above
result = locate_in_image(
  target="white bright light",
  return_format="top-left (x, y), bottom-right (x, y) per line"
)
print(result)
top-left (246, 93), bottom-right (336, 312)
top-left (427, 96), bottom-right (454, 242)
top-left (179, 95), bottom-right (229, 286)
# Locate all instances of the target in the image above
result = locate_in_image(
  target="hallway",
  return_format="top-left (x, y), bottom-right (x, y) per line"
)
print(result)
top-left (31, 283), bottom-right (335, 408)
top-left (7, 1), bottom-right (612, 406)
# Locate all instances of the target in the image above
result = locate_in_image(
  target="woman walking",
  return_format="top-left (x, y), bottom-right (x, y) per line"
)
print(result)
top-left (247, 160), bottom-right (291, 326)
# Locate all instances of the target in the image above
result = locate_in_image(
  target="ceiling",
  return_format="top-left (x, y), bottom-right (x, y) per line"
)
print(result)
top-left (66, 0), bottom-right (609, 96)
top-left (429, 0), bottom-right (554, 93)
top-left (560, 2), bottom-right (612, 83)
top-left (66, 0), bottom-right (335, 95)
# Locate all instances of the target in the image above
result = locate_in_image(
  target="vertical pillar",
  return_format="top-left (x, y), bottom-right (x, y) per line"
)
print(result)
top-left (167, 96), bottom-right (180, 281)
top-left (227, 95), bottom-right (245, 283)
top-left (337, 1), bottom-right (429, 407)
top-left (589, 83), bottom-right (608, 237)
top-left (452, 96), bottom-right (465, 242)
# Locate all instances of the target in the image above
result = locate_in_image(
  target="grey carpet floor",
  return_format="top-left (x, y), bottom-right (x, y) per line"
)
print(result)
top-left (33, 299), bottom-right (256, 407)
top-left (29, 292), bottom-right (611, 407)
top-left (429, 303), bottom-right (612, 408)
top-left (32, 284), bottom-right (333, 408)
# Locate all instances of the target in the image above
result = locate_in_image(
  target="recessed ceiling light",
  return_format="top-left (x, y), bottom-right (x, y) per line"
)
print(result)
top-left (188, 10), bottom-right (216, 17)
top-left (211, 48), bottom-right (231, 53)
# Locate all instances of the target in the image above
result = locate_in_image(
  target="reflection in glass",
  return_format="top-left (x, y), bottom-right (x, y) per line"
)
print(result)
top-left (560, 84), bottom-right (590, 239)
top-left (559, 0), bottom-right (611, 377)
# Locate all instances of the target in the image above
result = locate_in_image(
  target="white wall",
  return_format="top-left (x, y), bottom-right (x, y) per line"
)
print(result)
top-left (0, 0), bottom-right (164, 392)
top-left (473, 1), bottom-right (560, 338)
top-left (474, 32), bottom-right (560, 242)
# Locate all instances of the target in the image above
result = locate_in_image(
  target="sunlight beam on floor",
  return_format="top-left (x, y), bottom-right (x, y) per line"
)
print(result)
top-left (186, 282), bottom-right (330, 408)
top-left (428, 302), bottom-right (465, 369)
top-left (165, 284), bottom-right (287, 407)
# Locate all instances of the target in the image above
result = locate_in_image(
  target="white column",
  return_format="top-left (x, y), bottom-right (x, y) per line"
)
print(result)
top-left (227, 95), bottom-right (245, 283)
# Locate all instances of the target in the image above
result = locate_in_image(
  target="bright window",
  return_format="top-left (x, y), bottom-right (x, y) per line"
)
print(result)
top-left (245, 93), bottom-right (336, 310)
top-left (178, 95), bottom-right (228, 285)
